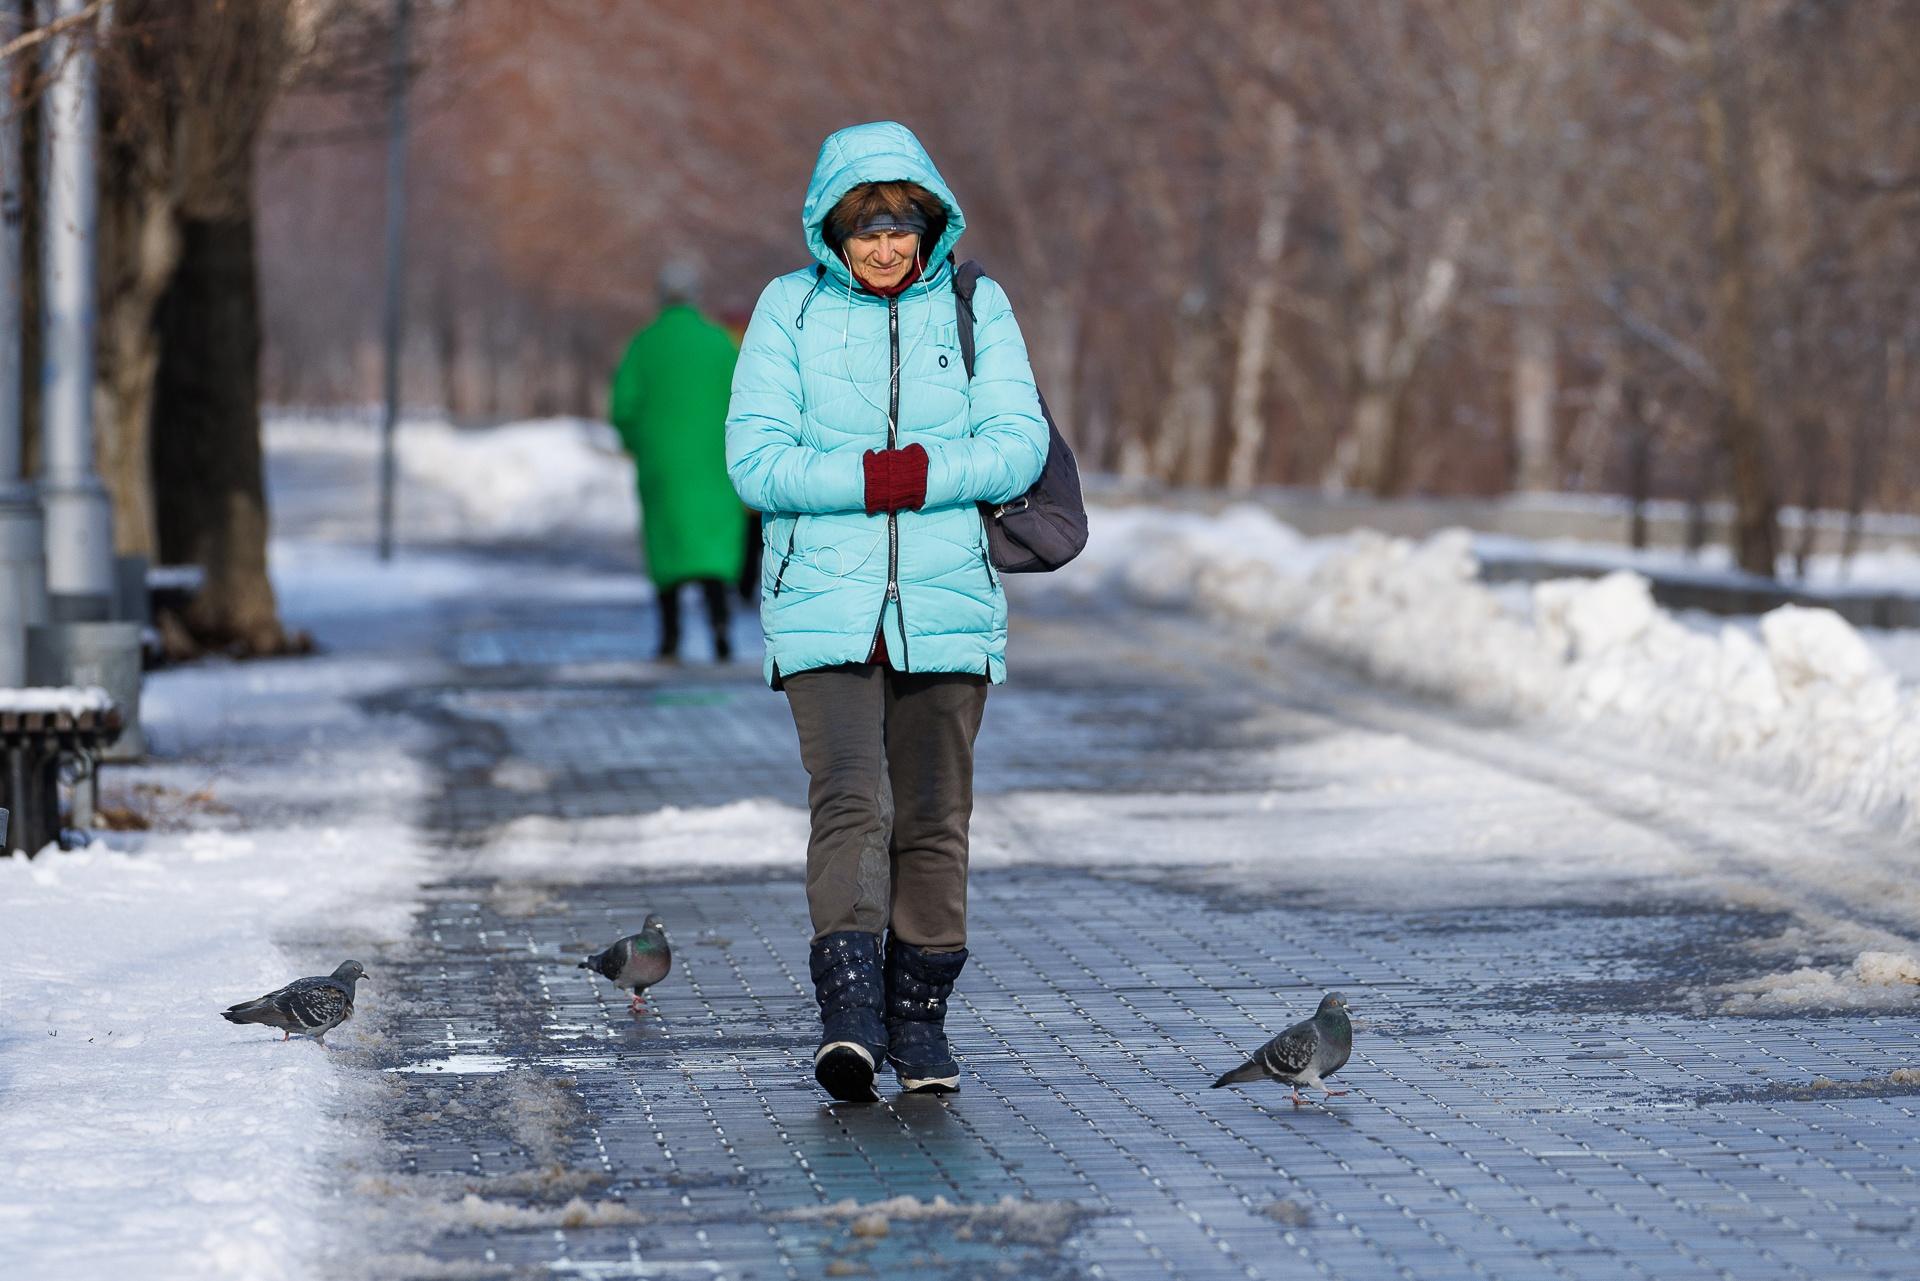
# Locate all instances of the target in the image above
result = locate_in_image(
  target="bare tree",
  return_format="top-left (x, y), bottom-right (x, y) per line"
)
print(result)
top-left (237, 0), bottom-right (1920, 563)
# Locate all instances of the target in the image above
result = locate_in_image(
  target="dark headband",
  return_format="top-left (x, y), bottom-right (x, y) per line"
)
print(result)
top-left (850, 211), bottom-right (929, 237)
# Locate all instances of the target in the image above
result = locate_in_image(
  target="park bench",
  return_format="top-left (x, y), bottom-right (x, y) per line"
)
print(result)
top-left (0, 689), bottom-right (124, 856)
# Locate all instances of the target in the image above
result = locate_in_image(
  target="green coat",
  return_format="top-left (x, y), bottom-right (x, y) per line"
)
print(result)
top-left (610, 304), bottom-right (747, 586)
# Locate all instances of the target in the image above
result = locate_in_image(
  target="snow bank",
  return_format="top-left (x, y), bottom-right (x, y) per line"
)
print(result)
top-left (0, 825), bottom-right (429, 1280)
top-left (1059, 505), bottom-right (1920, 834)
top-left (393, 418), bottom-right (635, 541)
top-left (0, 552), bottom-right (452, 1280)
top-left (267, 415), bottom-right (637, 543)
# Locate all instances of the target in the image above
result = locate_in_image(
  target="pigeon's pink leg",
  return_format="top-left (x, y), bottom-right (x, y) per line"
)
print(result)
top-left (628, 993), bottom-right (647, 1013)
top-left (283, 1031), bottom-right (291, 1042)
top-left (1324, 1089), bottom-right (1348, 1098)
top-left (1290, 1091), bottom-right (1308, 1107)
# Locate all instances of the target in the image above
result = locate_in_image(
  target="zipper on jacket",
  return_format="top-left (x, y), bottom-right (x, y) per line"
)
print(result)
top-left (795, 265), bottom-right (826, 330)
top-left (771, 524), bottom-right (799, 596)
top-left (977, 508), bottom-right (1000, 589)
top-left (883, 296), bottom-right (910, 670)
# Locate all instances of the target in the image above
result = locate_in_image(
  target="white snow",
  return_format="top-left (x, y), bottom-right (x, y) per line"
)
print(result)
top-left (0, 542), bottom-right (540, 1281)
top-left (265, 414), bottom-right (637, 545)
top-left (0, 685), bottom-right (115, 714)
top-left (0, 831), bottom-right (423, 1277)
top-left (390, 418), bottom-right (636, 542)
top-left (1057, 504), bottom-right (1920, 836)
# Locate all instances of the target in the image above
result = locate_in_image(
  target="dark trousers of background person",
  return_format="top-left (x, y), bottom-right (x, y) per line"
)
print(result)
top-left (740, 512), bottom-right (763, 602)
top-left (657, 579), bottom-right (732, 662)
top-left (783, 664), bottom-right (988, 952)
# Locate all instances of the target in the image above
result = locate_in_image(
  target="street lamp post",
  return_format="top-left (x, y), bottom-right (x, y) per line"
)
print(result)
top-left (28, 0), bottom-right (143, 765)
top-left (38, 0), bottom-right (114, 621)
top-left (377, 0), bottom-right (412, 561)
top-left (0, 0), bottom-right (50, 684)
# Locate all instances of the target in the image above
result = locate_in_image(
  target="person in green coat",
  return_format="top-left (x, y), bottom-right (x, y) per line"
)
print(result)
top-left (610, 260), bottom-right (748, 661)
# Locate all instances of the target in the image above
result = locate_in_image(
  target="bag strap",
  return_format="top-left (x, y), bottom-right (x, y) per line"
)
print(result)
top-left (951, 256), bottom-right (985, 380)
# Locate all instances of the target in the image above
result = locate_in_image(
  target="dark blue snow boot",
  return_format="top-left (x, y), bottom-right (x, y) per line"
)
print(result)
top-left (884, 938), bottom-right (968, 1094)
top-left (809, 931), bottom-right (888, 1103)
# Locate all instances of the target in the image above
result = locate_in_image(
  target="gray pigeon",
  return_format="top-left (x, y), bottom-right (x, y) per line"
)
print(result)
top-left (579, 914), bottom-right (672, 1013)
top-left (1211, 992), bottom-right (1352, 1105)
top-left (221, 960), bottom-right (368, 1045)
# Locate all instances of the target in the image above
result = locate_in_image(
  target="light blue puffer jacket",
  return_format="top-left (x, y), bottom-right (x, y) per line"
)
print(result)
top-left (727, 121), bottom-right (1048, 686)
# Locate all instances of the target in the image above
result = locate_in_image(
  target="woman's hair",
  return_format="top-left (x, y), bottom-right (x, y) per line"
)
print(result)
top-left (823, 181), bottom-right (947, 254)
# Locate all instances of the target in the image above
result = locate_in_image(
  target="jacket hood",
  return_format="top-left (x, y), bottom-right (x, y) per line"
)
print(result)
top-left (802, 121), bottom-right (964, 290)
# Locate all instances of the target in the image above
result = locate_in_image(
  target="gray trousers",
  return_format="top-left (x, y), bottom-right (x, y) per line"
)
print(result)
top-left (784, 664), bottom-right (988, 951)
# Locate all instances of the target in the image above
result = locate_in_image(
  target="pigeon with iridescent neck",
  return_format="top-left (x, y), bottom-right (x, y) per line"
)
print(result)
top-left (1211, 992), bottom-right (1352, 1105)
top-left (221, 960), bottom-right (368, 1045)
top-left (579, 915), bottom-right (672, 1013)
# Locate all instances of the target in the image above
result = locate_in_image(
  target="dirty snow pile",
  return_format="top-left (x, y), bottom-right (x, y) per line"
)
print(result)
top-left (1063, 504), bottom-right (1920, 833)
top-left (1722, 950), bottom-right (1920, 1013)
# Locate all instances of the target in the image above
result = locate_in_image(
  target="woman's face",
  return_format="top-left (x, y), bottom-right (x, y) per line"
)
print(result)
top-left (844, 229), bottom-right (920, 290)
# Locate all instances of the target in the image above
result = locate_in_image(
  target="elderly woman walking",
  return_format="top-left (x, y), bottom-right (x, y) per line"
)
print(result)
top-left (727, 121), bottom-right (1048, 1102)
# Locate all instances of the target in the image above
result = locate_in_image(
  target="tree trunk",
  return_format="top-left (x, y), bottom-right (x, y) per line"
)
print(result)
top-left (1031, 293), bottom-right (1080, 443)
top-left (1845, 337), bottom-right (1901, 572)
top-left (483, 311), bottom-right (504, 419)
top-left (1790, 414), bottom-right (1824, 579)
top-left (1225, 101), bottom-right (1296, 493)
top-left (1322, 216), bottom-right (1466, 495)
top-left (1685, 450), bottom-right (1714, 557)
top-left (94, 0), bottom-right (184, 559)
top-left (1510, 213), bottom-right (1558, 492)
top-left (1332, 385), bottom-right (1401, 496)
top-left (1153, 292), bottom-right (1221, 487)
top-left (1699, 0), bottom-right (1779, 576)
top-left (95, 134), bottom-right (177, 559)
top-left (152, 214), bottom-right (289, 654)
top-left (435, 276), bottom-right (461, 419)
top-left (1622, 383), bottom-right (1654, 550)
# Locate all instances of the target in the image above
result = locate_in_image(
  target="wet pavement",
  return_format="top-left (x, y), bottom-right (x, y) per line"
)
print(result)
top-left (340, 578), bottom-right (1920, 1281)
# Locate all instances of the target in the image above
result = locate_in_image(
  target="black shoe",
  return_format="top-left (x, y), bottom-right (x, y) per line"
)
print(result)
top-left (809, 932), bottom-right (887, 1103)
top-left (884, 938), bottom-right (967, 1094)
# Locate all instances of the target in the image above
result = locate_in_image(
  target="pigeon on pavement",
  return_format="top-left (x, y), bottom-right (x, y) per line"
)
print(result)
top-left (221, 960), bottom-right (369, 1045)
top-left (1211, 991), bottom-right (1352, 1105)
top-left (579, 914), bottom-right (672, 1013)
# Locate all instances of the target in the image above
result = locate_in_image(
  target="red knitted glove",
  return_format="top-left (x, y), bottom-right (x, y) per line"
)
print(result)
top-left (862, 443), bottom-right (928, 515)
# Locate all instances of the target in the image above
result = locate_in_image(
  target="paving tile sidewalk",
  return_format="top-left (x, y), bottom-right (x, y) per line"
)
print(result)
top-left (356, 590), bottom-right (1920, 1281)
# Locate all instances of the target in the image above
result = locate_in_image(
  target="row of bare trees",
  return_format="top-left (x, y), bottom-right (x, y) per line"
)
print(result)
top-left (258, 0), bottom-right (1920, 577)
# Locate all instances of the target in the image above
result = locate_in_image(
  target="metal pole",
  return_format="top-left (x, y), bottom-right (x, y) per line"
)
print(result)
top-left (1, 0), bottom-right (50, 684)
top-left (376, 0), bottom-right (412, 561)
top-left (38, 0), bottom-right (113, 620)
